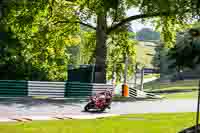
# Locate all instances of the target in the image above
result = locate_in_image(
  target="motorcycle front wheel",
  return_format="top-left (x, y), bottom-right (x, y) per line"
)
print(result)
top-left (84, 102), bottom-right (93, 112)
top-left (99, 107), bottom-right (106, 112)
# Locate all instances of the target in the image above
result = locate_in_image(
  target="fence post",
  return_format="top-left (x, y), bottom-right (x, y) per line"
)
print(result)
top-left (195, 80), bottom-right (200, 133)
top-left (122, 55), bottom-right (129, 97)
top-left (140, 67), bottom-right (144, 91)
top-left (112, 64), bottom-right (116, 86)
top-left (91, 64), bottom-right (95, 83)
top-left (123, 55), bottom-right (128, 84)
top-left (134, 64), bottom-right (138, 89)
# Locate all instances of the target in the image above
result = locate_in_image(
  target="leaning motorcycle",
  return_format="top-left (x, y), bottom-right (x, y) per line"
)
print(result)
top-left (84, 90), bottom-right (112, 112)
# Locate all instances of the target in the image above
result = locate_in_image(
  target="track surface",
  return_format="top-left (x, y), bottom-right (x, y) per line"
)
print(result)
top-left (0, 98), bottom-right (197, 120)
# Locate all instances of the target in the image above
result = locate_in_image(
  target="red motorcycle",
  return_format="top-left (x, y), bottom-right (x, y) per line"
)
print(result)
top-left (84, 90), bottom-right (112, 112)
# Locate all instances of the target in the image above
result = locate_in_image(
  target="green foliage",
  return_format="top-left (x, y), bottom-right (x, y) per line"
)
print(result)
top-left (140, 0), bottom-right (200, 21)
top-left (152, 15), bottom-right (192, 72)
top-left (193, 22), bottom-right (200, 28)
top-left (140, 0), bottom-right (199, 56)
top-left (156, 15), bottom-right (191, 47)
top-left (151, 46), bottom-right (161, 68)
top-left (74, 0), bottom-right (139, 82)
top-left (135, 43), bottom-right (155, 68)
top-left (65, 0), bottom-right (200, 83)
top-left (3, 0), bottom-right (199, 82)
top-left (0, 24), bottom-right (49, 80)
top-left (79, 31), bottom-right (96, 64)
top-left (157, 16), bottom-right (177, 48)
top-left (1, 0), bottom-right (139, 81)
top-left (0, 0), bottom-right (80, 81)
top-left (107, 31), bottom-right (136, 82)
top-left (77, 29), bottom-right (137, 82)
top-left (168, 27), bottom-right (200, 69)
top-left (128, 32), bottom-right (136, 39)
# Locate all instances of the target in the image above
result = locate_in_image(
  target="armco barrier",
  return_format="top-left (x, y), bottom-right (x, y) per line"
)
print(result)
top-left (65, 82), bottom-right (113, 98)
top-left (0, 80), bottom-right (113, 98)
top-left (92, 83), bottom-right (113, 94)
top-left (0, 80), bottom-right (28, 97)
top-left (28, 81), bottom-right (65, 98)
top-left (65, 82), bottom-right (93, 97)
top-left (129, 87), bottom-right (137, 97)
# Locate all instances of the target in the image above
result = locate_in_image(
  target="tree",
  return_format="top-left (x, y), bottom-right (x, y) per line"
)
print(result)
top-left (168, 27), bottom-right (200, 70)
top-left (0, 28), bottom-right (51, 80)
top-left (136, 28), bottom-right (160, 41)
top-left (79, 31), bottom-right (96, 64)
top-left (151, 45), bottom-right (161, 68)
top-left (4, 0), bottom-right (200, 82)
top-left (152, 16), bottom-right (191, 77)
top-left (107, 31), bottom-right (137, 83)
top-left (79, 27), bottom-right (137, 83)
top-left (141, 0), bottom-right (199, 79)
top-left (1, 0), bottom-right (81, 81)
top-left (62, 0), bottom-right (196, 83)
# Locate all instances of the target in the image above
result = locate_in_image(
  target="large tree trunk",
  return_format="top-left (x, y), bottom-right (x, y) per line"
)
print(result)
top-left (94, 14), bottom-right (107, 83)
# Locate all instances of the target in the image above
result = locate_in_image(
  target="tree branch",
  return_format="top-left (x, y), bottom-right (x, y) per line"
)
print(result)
top-left (107, 11), bottom-right (187, 34)
top-left (54, 20), bottom-right (96, 30)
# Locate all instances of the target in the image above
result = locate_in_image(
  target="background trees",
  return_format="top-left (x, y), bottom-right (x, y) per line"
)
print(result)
top-left (0, 0), bottom-right (138, 81)
top-left (168, 27), bottom-right (200, 70)
top-left (136, 28), bottom-right (160, 41)
top-left (1, 0), bottom-right (200, 82)
top-left (0, 0), bottom-right (80, 81)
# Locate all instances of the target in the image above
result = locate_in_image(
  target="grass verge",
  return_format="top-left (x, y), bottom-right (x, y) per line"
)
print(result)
top-left (144, 80), bottom-right (198, 91)
top-left (162, 91), bottom-right (198, 99)
top-left (0, 112), bottom-right (196, 133)
top-left (143, 80), bottom-right (199, 99)
top-left (144, 74), bottom-right (160, 79)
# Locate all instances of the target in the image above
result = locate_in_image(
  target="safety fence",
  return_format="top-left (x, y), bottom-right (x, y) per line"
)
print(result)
top-left (129, 87), bottom-right (162, 99)
top-left (0, 80), bottom-right (113, 98)
top-left (129, 87), bottom-right (137, 97)
top-left (0, 80), bottom-right (28, 97)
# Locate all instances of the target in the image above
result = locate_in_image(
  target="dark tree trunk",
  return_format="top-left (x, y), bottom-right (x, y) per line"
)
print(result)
top-left (94, 14), bottom-right (107, 83)
top-left (177, 66), bottom-right (183, 80)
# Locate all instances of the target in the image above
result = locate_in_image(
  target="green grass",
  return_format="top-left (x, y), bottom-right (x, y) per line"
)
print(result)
top-left (144, 74), bottom-right (160, 79)
top-left (152, 90), bottom-right (198, 99)
top-left (135, 43), bottom-right (155, 68)
top-left (144, 80), bottom-right (198, 91)
top-left (112, 96), bottom-right (136, 101)
top-left (144, 80), bottom-right (199, 99)
top-left (0, 113), bottom-right (197, 133)
top-left (162, 91), bottom-right (198, 99)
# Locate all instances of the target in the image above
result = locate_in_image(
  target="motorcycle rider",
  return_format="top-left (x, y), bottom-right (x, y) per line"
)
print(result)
top-left (97, 90), bottom-right (112, 108)
top-left (84, 89), bottom-right (113, 112)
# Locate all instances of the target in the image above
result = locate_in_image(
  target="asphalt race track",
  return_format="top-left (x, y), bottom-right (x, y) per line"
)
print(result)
top-left (0, 98), bottom-right (197, 121)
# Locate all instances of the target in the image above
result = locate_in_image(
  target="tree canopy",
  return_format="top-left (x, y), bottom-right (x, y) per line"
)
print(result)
top-left (1, 0), bottom-right (200, 82)
top-left (168, 27), bottom-right (200, 70)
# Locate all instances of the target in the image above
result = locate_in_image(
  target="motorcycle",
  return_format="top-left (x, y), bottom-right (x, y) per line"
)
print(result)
top-left (84, 90), bottom-right (112, 112)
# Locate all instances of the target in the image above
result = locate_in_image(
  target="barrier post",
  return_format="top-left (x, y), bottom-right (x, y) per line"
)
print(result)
top-left (122, 83), bottom-right (129, 97)
top-left (122, 55), bottom-right (129, 97)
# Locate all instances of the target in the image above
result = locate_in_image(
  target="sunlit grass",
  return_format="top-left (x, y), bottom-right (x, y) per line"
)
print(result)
top-left (144, 80), bottom-right (198, 91)
top-left (0, 113), bottom-right (196, 133)
top-left (163, 91), bottom-right (198, 99)
top-left (144, 74), bottom-right (160, 79)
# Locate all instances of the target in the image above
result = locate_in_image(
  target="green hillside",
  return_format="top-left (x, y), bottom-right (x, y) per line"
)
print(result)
top-left (135, 41), bottom-right (158, 68)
